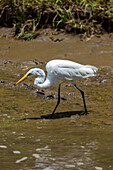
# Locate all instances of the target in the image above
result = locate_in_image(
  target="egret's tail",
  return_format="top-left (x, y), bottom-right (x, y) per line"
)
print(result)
top-left (85, 65), bottom-right (98, 73)
top-left (78, 65), bottom-right (98, 78)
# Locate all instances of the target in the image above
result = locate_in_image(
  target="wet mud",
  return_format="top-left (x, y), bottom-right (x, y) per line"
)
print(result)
top-left (0, 29), bottom-right (113, 169)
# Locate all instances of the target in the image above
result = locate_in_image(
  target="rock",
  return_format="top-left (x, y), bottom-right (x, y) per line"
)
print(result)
top-left (13, 151), bottom-right (21, 154)
top-left (0, 145), bottom-right (7, 149)
top-left (16, 157), bottom-right (28, 163)
top-left (32, 154), bottom-right (41, 159)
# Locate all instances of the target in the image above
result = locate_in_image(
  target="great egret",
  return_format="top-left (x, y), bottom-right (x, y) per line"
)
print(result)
top-left (15, 59), bottom-right (98, 118)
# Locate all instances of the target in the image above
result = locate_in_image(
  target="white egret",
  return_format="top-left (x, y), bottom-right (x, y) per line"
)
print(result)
top-left (15, 59), bottom-right (98, 118)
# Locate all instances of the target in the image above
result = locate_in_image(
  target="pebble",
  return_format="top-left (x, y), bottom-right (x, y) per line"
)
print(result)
top-left (81, 146), bottom-right (85, 149)
top-left (43, 167), bottom-right (54, 170)
top-left (16, 157), bottom-right (28, 163)
top-left (36, 146), bottom-right (50, 151)
top-left (77, 162), bottom-right (84, 166)
top-left (101, 79), bottom-right (107, 83)
top-left (65, 165), bottom-right (76, 168)
top-left (32, 154), bottom-right (41, 159)
top-left (0, 145), bottom-right (7, 149)
top-left (13, 151), bottom-right (21, 154)
top-left (95, 167), bottom-right (103, 170)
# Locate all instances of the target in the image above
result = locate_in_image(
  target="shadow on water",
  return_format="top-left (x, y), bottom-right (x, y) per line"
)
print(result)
top-left (20, 111), bottom-right (86, 120)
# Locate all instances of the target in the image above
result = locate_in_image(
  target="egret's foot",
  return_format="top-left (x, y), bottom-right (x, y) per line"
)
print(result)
top-left (83, 111), bottom-right (88, 115)
top-left (79, 111), bottom-right (88, 116)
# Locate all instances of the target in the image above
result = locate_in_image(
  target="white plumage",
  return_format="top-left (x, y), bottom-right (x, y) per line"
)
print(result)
top-left (15, 59), bottom-right (98, 118)
top-left (46, 59), bottom-right (98, 81)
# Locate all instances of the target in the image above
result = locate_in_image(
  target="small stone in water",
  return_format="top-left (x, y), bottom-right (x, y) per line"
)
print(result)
top-left (0, 145), bottom-right (7, 149)
top-left (16, 157), bottom-right (28, 163)
top-left (101, 79), bottom-right (107, 83)
top-left (43, 167), bottom-right (54, 170)
top-left (32, 154), bottom-right (41, 159)
top-left (95, 167), bottom-right (103, 170)
top-left (77, 162), bottom-right (84, 166)
top-left (13, 151), bottom-right (21, 154)
top-left (65, 165), bottom-right (76, 168)
top-left (81, 146), bottom-right (85, 149)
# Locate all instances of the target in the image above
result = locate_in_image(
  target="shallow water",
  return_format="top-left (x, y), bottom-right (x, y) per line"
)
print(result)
top-left (0, 31), bottom-right (113, 169)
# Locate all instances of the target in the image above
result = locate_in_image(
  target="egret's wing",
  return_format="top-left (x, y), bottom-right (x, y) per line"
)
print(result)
top-left (46, 60), bottom-right (83, 80)
top-left (46, 60), bottom-right (98, 81)
top-left (51, 65), bottom-right (84, 80)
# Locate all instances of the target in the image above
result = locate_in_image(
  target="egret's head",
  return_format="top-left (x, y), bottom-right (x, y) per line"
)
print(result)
top-left (15, 68), bottom-right (45, 86)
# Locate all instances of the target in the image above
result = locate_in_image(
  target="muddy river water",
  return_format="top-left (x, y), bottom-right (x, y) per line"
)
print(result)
top-left (0, 30), bottom-right (113, 169)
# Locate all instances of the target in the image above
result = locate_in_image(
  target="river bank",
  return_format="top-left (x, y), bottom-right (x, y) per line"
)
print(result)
top-left (0, 0), bottom-right (113, 40)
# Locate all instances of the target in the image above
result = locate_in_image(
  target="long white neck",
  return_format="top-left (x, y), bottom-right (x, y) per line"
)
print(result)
top-left (34, 75), bottom-right (54, 89)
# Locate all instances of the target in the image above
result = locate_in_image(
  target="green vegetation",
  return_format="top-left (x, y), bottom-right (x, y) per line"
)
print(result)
top-left (0, 0), bottom-right (113, 40)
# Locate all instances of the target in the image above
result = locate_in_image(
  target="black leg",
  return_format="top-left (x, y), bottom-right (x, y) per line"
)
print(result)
top-left (71, 81), bottom-right (88, 115)
top-left (50, 84), bottom-right (61, 118)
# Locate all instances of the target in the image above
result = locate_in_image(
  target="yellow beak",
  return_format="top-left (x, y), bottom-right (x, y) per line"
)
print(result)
top-left (15, 73), bottom-right (30, 86)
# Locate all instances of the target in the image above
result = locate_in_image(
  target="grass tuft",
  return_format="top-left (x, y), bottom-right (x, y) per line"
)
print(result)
top-left (0, 0), bottom-right (113, 40)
